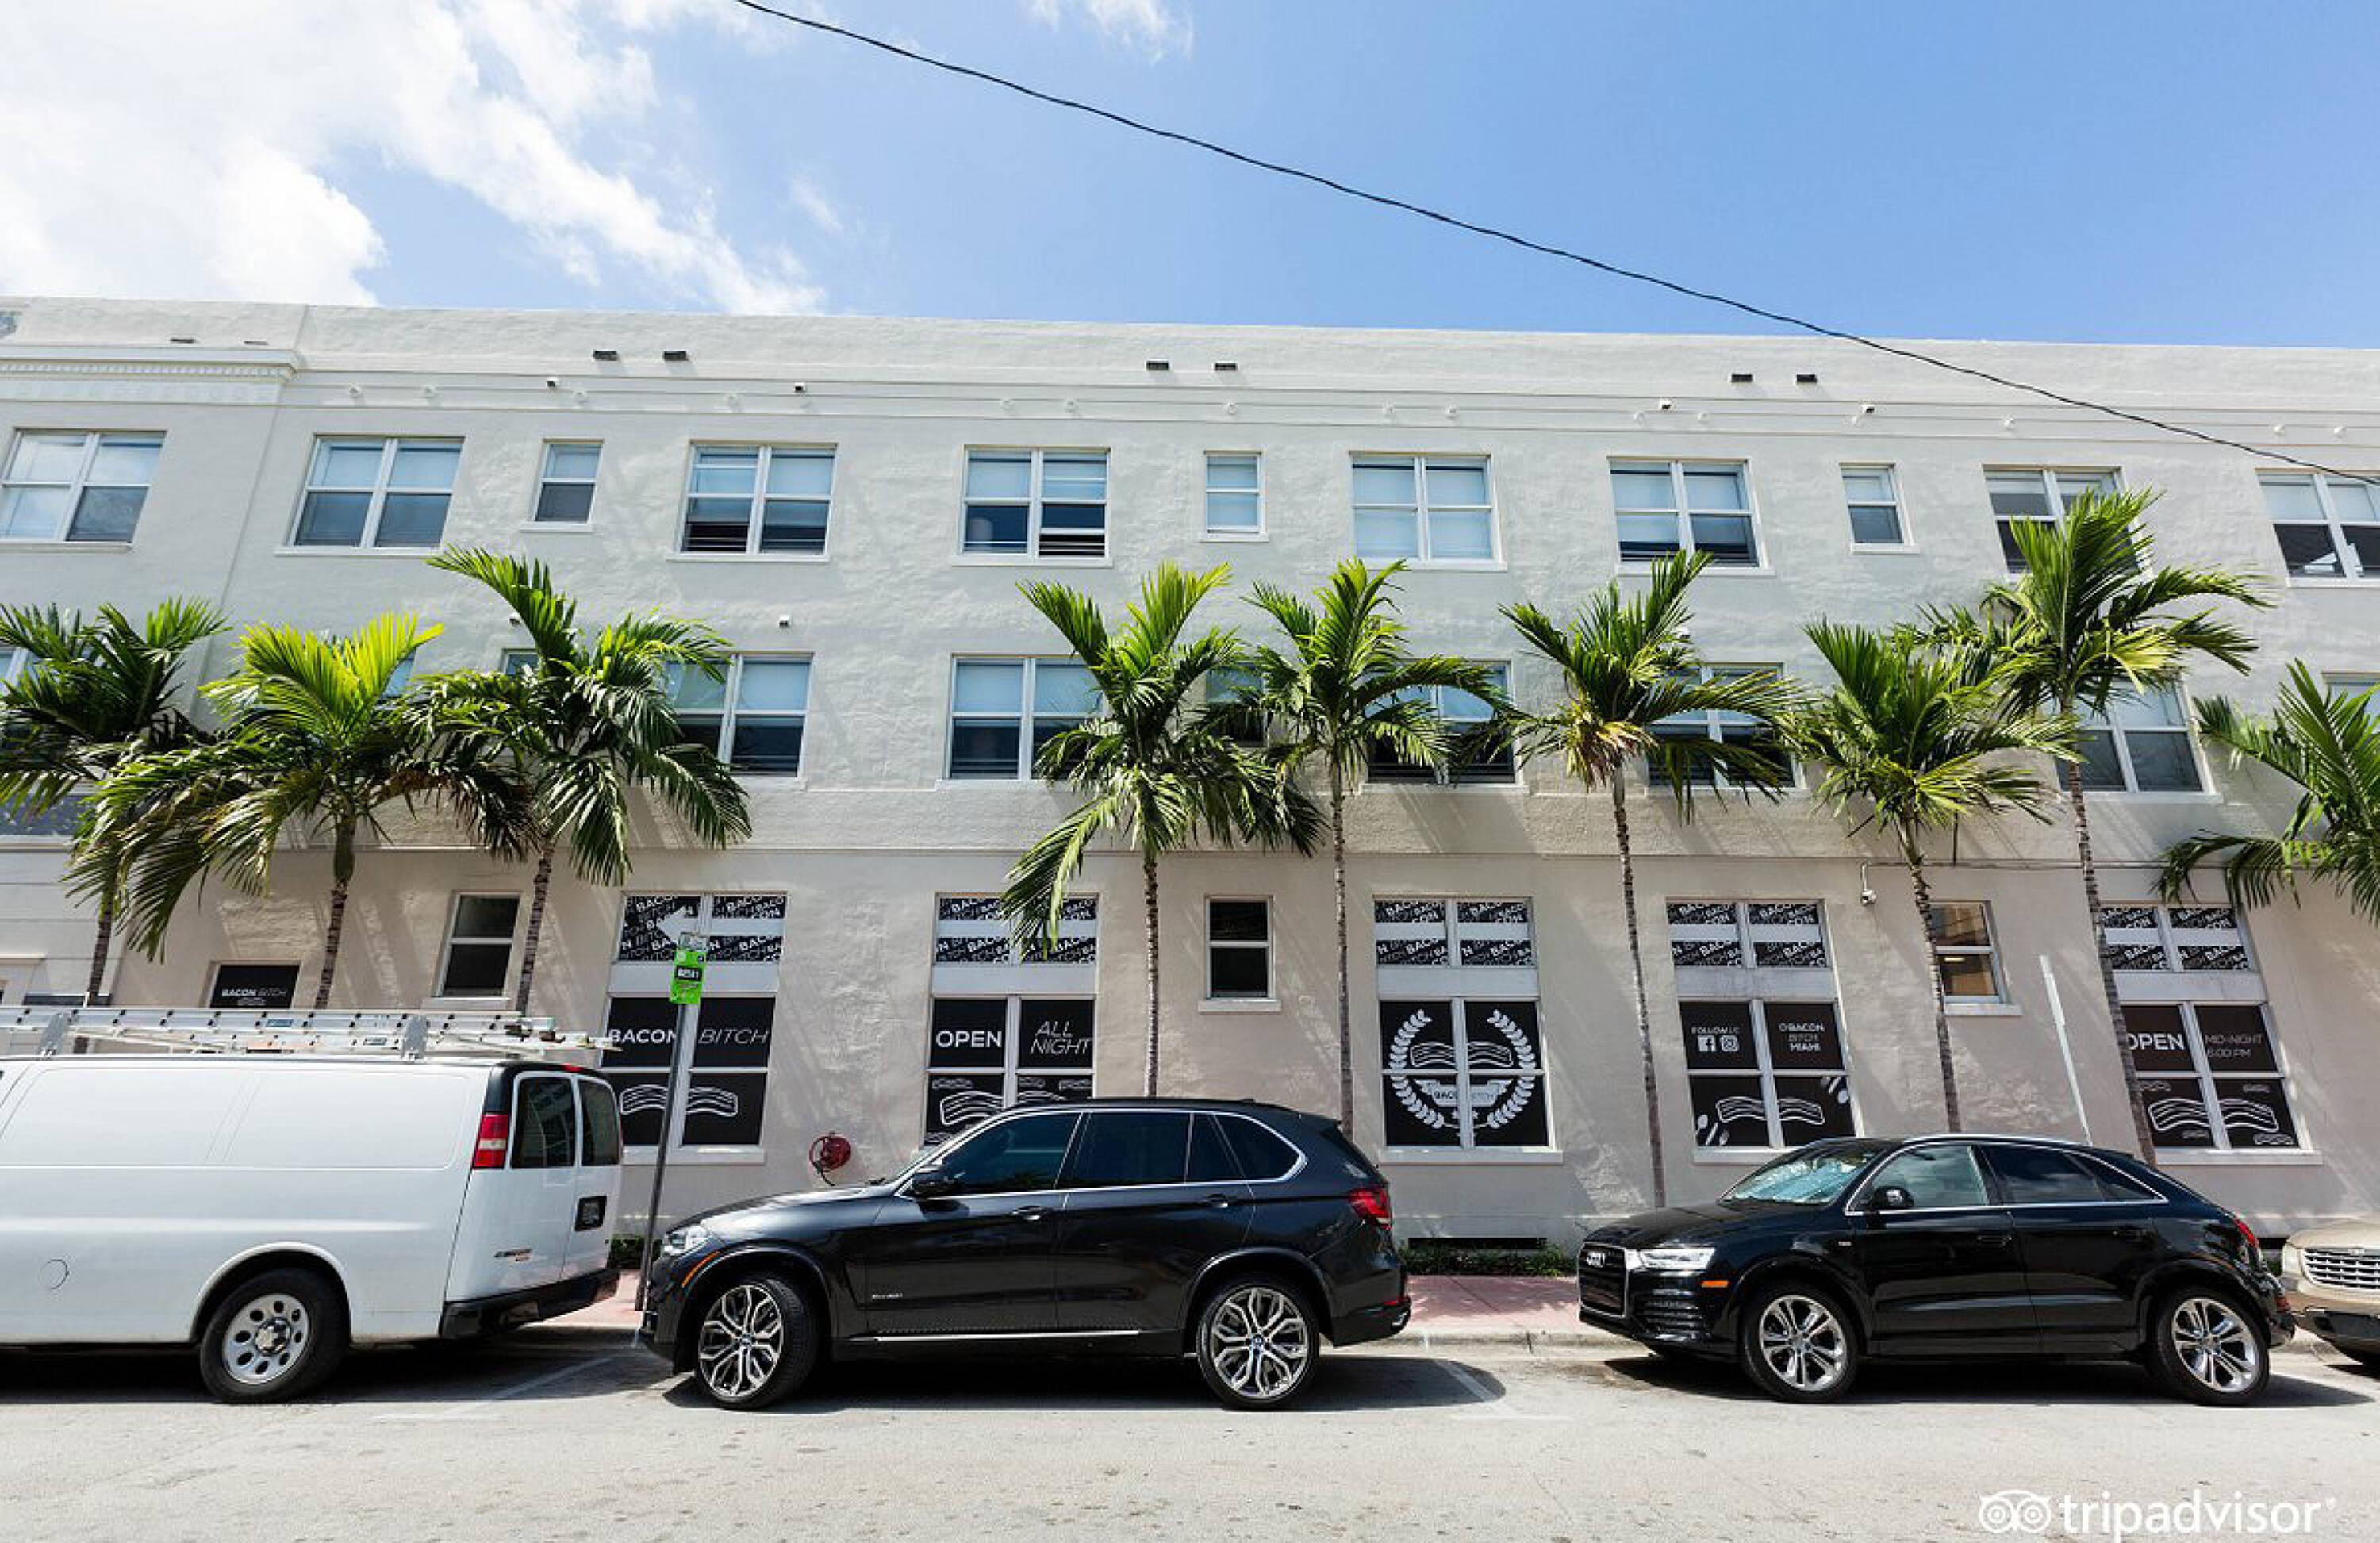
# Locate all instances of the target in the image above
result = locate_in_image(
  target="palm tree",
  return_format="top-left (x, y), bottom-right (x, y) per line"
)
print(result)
top-left (1502, 552), bottom-right (1793, 1207)
top-left (1002, 562), bottom-right (1320, 1095)
top-left (83, 615), bottom-right (532, 1008)
top-left (1786, 621), bottom-right (2069, 1130)
top-left (417, 548), bottom-right (751, 1013)
top-left (1238, 559), bottom-right (1499, 1126)
top-left (1960, 489), bottom-right (2266, 1159)
top-left (2158, 663), bottom-right (2380, 922)
top-left (0, 599), bottom-right (227, 1004)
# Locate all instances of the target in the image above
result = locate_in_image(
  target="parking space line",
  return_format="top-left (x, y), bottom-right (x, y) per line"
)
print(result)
top-left (370, 1350), bottom-right (635, 1422)
top-left (1440, 1360), bottom-right (1572, 1422)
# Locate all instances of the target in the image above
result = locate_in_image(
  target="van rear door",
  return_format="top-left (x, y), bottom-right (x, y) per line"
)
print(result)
top-left (447, 1070), bottom-right (582, 1303)
top-left (565, 1076), bottom-right (624, 1280)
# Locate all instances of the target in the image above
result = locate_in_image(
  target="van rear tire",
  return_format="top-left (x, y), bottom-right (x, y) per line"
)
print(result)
top-left (198, 1268), bottom-right (348, 1403)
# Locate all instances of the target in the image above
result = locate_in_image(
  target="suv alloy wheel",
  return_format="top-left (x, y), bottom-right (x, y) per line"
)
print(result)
top-left (2148, 1288), bottom-right (2268, 1406)
top-left (1737, 1282), bottom-right (1860, 1403)
top-left (1196, 1276), bottom-right (1317, 1410)
top-left (694, 1272), bottom-right (820, 1409)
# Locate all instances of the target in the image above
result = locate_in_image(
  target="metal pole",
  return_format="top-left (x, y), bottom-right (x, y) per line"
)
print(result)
top-left (632, 990), bottom-right (698, 1322)
top-left (2039, 954), bottom-right (2094, 1145)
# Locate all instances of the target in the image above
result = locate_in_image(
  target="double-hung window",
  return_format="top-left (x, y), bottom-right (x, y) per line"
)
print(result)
top-left (1648, 665), bottom-right (1790, 788)
top-left (295, 438), bottom-right (461, 548)
top-left (436, 895), bottom-right (521, 997)
top-left (681, 446), bottom-right (832, 555)
top-left (1928, 902), bottom-right (2005, 1003)
top-left (1204, 453), bottom-right (1263, 537)
top-left (1668, 902), bottom-right (1856, 1150)
top-left (2262, 472), bottom-right (2380, 582)
top-left (1373, 899), bottom-right (1548, 1150)
top-left (1367, 666), bottom-right (1511, 785)
top-left (2078, 685), bottom-right (2200, 793)
top-left (1206, 900), bottom-right (1273, 1001)
top-left (963, 450), bottom-right (1108, 558)
top-left (668, 657), bottom-right (810, 774)
top-left (0, 645), bottom-right (75, 838)
top-left (1610, 460), bottom-right (1760, 567)
top-left (1986, 467), bottom-right (2117, 571)
top-left (1352, 455), bottom-right (1496, 565)
top-left (2, 430), bottom-right (162, 543)
top-left (533, 442), bottom-right (599, 524)
top-left (2101, 904), bottom-right (2301, 1152)
top-left (1841, 464), bottom-right (1907, 547)
top-left (948, 657), bottom-right (1098, 779)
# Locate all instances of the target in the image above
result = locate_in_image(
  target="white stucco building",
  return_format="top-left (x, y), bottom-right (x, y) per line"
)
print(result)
top-left (4, 295), bottom-right (2377, 1240)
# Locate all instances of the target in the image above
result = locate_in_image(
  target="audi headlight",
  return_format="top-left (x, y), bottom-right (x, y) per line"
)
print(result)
top-left (658, 1223), bottom-right (716, 1260)
top-left (1630, 1244), bottom-right (1717, 1274)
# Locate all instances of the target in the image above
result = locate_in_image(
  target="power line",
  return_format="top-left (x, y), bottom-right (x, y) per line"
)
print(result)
top-left (727, 0), bottom-right (2374, 487)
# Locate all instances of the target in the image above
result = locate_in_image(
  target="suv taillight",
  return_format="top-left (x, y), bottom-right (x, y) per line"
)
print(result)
top-left (1349, 1186), bottom-right (1392, 1227)
top-left (473, 1111), bottom-right (509, 1169)
top-left (2232, 1215), bottom-right (2263, 1265)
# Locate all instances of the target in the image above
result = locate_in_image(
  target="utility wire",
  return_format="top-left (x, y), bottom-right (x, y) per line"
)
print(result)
top-left (729, 0), bottom-right (2374, 487)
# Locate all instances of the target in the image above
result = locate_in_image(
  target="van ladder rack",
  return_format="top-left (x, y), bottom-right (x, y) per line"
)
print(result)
top-left (0, 1007), bottom-right (601, 1063)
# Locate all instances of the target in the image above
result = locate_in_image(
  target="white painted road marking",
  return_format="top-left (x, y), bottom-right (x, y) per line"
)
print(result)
top-left (370, 1350), bottom-right (635, 1422)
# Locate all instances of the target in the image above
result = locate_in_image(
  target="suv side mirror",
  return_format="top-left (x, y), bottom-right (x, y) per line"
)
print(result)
top-left (1869, 1184), bottom-right (1914, 1213)
top-left (905, 1165), bottom-right (956, 1201)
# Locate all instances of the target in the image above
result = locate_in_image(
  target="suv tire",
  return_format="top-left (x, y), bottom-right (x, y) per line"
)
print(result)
top-left (1195, 1274), bottom-right (1319, 1410)
top-left (693, 1272), bottom-right (819, 1410)
top-left (2146, 1287), bottom-right (2268, 1406)
top-left (1737, 1281), bottom-right (1859, 1403)
top-left (198, 1267), bottom-right (347, 1403)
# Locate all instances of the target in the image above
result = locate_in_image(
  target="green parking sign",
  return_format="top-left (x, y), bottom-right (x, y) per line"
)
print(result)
top-left (669, 938), bottom-right (707, 1006)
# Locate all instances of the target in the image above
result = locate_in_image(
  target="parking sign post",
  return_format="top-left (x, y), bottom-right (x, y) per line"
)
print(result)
top-left (634, 934), bottom-right (706, 1324)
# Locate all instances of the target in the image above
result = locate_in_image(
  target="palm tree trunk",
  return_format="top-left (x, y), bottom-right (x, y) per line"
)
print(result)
top-left (2067, 759), bottom-right (2159, 1164)
top-left (1330, 767), bottom-right (1353, 1129)
top-left (1908, 857), bottom-right (1961, 1130)
top-left (1610, 781), bottom-right (1666, 1208)
top-left (313, 820), bottom-right (357, 1011)
top-left (1142, 848), bottom-right (1161, 1097)
top-left (83, 894), bottom-right (114, 1006)
top-left (512, 840), bottom-right (556, 1016)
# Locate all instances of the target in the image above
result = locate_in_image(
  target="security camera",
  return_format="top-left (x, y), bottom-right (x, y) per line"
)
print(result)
top-left (1657, 398), bottom-right (1674, 410)
top-left (544, 377), bottom-right (560, 390)
top-left (1860, 886), bottom-right (1878, 907)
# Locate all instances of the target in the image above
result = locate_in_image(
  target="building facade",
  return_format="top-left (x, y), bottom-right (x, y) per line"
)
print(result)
top-left (3, 295), bottom-right (2377, 1241)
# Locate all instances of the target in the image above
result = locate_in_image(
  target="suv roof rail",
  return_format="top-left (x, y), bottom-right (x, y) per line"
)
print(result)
top-left (0, 1006), bottom-right (601, 1064)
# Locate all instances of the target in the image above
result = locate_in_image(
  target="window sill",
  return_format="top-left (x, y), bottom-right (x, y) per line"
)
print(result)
top-left (1691, 1147), bottom-right (1791, 1164)
top-left (1944, 1001), bottom-right (2023, 1017)
top-left (1619, 562), bottom-right (1774, 578)
top-left (624, 1146), bottom-right (767, 1166)
top-left (1380, 1148), bottom-right (1566, 1165)
top-left (2154, 1149), bottom-right (2324, 1168)
top-left (1363, 780), bottom-right (1526, 795)
top-left (1200, 530), bottom-right (1269, 543)
top-left (2080, 789), bottom-right (2221, 804)
top-left (274, 546), bottom-right (444, 558)
top-left (0, 835), bottom-right (73, 850)
top-left (0, 539), bottom-right (134, 553)
top-left (953, 552), bottom-right (1114, 567)
top-left (666, 552), bottom-right (830, 564)
top-left (518, 522), bottom-right (596, 533)
top-left (1376, 559), bottom-right (1507, 574)
top-left (1848, 543), bottom-right (1921, 555)
top-left (2282, 577), bottom-right (2380, 589)
top-left (1200, 997), bottom-right (1280, 1015)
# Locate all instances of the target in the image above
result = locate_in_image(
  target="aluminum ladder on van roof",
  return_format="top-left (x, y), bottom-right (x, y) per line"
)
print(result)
top-left (0, 1006), bottom-right (603, 1064)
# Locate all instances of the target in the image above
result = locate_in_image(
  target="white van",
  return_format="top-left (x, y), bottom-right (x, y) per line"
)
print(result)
top-left (0, 1054), bottom-right (624, 1400)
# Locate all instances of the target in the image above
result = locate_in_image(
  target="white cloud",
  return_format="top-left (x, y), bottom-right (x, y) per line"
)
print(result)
top-left (0, 0), bottom-right (827, 313)
top-left (1025, 0), bottom-right (1192, 60)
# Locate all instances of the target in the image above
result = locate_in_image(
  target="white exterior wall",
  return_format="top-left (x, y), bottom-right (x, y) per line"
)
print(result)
top-left (4, 296), bottom-right (2378, 1239)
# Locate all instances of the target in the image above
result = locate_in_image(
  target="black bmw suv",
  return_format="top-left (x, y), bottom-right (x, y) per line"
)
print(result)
top-left (642, 1100), bottom-right (1407, 1409)
top-left (1578, 1134), bottom-right (2292, 1404)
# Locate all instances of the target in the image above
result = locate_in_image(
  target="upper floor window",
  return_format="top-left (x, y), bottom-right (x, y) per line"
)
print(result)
top-left (948, 657), bottom-right (1097, 779)
top-left (2261, 471), bottom-right (2380, 582)
top-left (534, 442), bottom-right (600, 524)
top-left (668, 656), bottom-right (811, 775)
top-left (1367, 666), bottom-right (1511, 785)
top-left (1203, 452), bottom-right (1263, 538)
top-left (1611, 460), bottom-right (1758, 567)
top-left (2079, 685), bottom-right (2200, 793)
top-left (1353, 455), bottom-right (1496, 565)
top-left (1206, 899), bottom-right (1273, 1001)
top-left (2324, 673), bottom-right (2380, 700)
top-left (1986, 466), bottom-right (2116, 571)
top-left (964, 450), bottom-right (1107, 558)
top-left (1841, 464), bottom-right (1907, 548)
top-left (295, 437), bottom-right (460, 548)
top-left (1928, 901), bottom-right (2005, 1004)
top-left (1649, 665), bottom-right (1791, 788)
top-left (682, 446), bottom-right (831, 555)
top-left (437, 894), bottom-right (521, 997)
top-left (2, 430), bottom-right (162, 543)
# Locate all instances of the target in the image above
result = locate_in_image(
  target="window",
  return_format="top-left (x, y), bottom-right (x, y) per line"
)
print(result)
top-left (2078, 685), bottom-right (2200, 793)
top-left (926, 896), bottom-right (1099, 1142)
top-left (2324, 673), bottom-right (2379, 700)
top-left (668, 656), bottom-right (809, 774)
top-left (498, 648), bottom-right (540, 677)
top-left (533, 442), bottom-right (599, 524)
top-left (1352, 455), bottom-right (1496, 564)
top-left (1928, 902), bottom-right (2005, 1002)
top-left (2098, 904), bottom-right (2254, 973)
top-left (1982, 1143), bottom-right (2148, 1203)
top-left (681, 445), bottom-right (832, 555)
top-left (511, 1077), bottom-right (578, 1169)
top-left (1669, 900), bottom-right (1854, 1150)
top-left (1367, 666), bottom-right (1511, 785)
top-left (1205, 665), bottom-right (1263, 746)
top-left (205, 962), bottom-right (300, 1009)
top-left (294, 437), bottom-right (461, 547)
top-left (931, 1111), bottom-right (1082, 1195)
top-left (2121, 1002), bottom-right (2301, 1153)
top-left (1611, 460), bottom-right (1759, 566)
top-left (1374, 899), bottom-right (1547, 1150)
top-left (1666, 900), bottom-right (1832, 971)
top-left (0, 646), bottom-right (76, 838)
top-left (1986, 467), bottom-right (2117, 571)
top-left (963, 449), bottom-right (1107, 558)
top-left (1648, 665), bottom-right (1790, 788)
top-left (1867, 1144), bottom-right (1990, 1209)
top-left (1063, 1111), bottom-right (1192, 1188)
top-left (1207, 899), bottom-right (1272, 1000)
top-left (1204, 453), bottom-right (1262, 537)
top-left (1841, 465), bottom-right (1907, 547)
top-left (437, 895), bottom-right (520, 996)
top-left (1, 430), bottom-right (161, 542)
top-left (1217, 1115), bottom-right (1300, 1180)
top-left (579, 1082), bottom-right (622, 1167)
top-left (600, 893), bottom-right (784, 1149)
top-left (947, 657), bottom-right (1097, 779)
top-left (934, 892), bottom-right (1099, 967)
top-left (2262, 472), bottom-right (2380, 582)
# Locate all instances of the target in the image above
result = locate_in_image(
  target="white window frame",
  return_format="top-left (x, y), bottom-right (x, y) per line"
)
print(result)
top-left (1202, 452), bottom-right (1265, 540)
top-left (669, 654), bottom-right (811, 777)
top-left (1204, 896), bottom-right (1274, 1005)
top-left (0, 645), bottom-right (79, 843)
top-left (1680, 998), bottom-right (1858, 1153)
top-left (2098, 904), bottom-right (2257, 975)
top-left (291, 436), bottom-right (463, 550)
top-left (960, 447), bottom-right (1110, 561)
top-left (2126, 1000), bottom-right (2308, 1157)
top-left (946, 655), bottom-right (1096, 781)
top-left (531, 440), bottom-right (600, 525)
top-left (1841, 463), bottom-right (1913, 551)
top-left (2261, 471), bottom-right (2380, 585)
top-left (0, 429), bottom-right (163, 543)
top-left (2077, 684), bottom-right (2205, 796)
top-left (678, 444), bottom-right (835, 558)
top-left (1929, 901), bottom-right (2006, 1005)
top-left (1611, 459), bottom-right (1764, 570)
top-left (1647, 663), bottom-right (1794, 790)
top-left (1365, 663), bottom-right (1512, 787)
top-left (1350, 455), bottom-right (1501, 567)
top-left (1985, 466), bottom-right (2119, 573)
top-left (435, 893), bottom-right (522, 1000)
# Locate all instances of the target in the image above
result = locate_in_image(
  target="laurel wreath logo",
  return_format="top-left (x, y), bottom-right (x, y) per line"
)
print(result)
top-left (1385, 1005), bottom-right (1539, 1134)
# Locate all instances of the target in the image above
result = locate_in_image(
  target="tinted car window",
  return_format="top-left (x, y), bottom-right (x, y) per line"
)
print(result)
top-left (512, 1077), bottom-right (577, 1169)
top-left (1065, 1111), bottom-right (1192, 1188)
top-left (1187, 1114), bottom-right (1241, 1183)
top-left (1219, 1115), bottom-right (1300, 1180)
top-left (1983, 1144), bottom-right (2113, 1204)
top-left (935, 1112), bottom-right (1081, 1196)
top-left (1868, 1144), bottom-right (1989, 1209)
top-left (579, 1080), bottom-right (622, 1167)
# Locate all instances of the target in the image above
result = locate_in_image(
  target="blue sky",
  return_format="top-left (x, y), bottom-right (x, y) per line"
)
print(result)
top-left (7, 2), bottom-right (2378, 345)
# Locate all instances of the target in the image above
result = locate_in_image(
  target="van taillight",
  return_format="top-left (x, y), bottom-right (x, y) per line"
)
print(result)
top-left (473, 1112), bottom-right (509, 1169)
top-left (1349, 1186), bottom-right (1392, 1227)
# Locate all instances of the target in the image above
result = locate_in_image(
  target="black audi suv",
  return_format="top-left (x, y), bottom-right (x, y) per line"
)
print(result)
top-left (641, 1100), bottom-right (1407, 1409)
top-left (1577, 1134), bottom-right (2292, 1404)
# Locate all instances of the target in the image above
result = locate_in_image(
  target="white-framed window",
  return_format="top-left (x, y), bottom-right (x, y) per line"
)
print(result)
top-left (1611, 459), bottom-right (1760, 567)
top-left (0, 645), bottom-right (21, 686)
top-left (681, 445), bottom-right (833, 555)
top-left (1985, 466), bottom-right (2117, 571)
top-left (1841, 464), bottom-right (1908, 548)
top-left (2079, 685), bottom-right (2201, 793)
top-left (1367, 665), bottom-right (1511, 785)
top-left (2262, 471), bottom-right (2380, 582)
top-left (205, 961), bottom-right (301, 1009)
top-left (1648, 664), bottom-right (1791, 789)
top-left (947, 656), bottom-right (1097, 779)
top-left (1204, 664), bottom-right (1264, 746)
top-left (667, 656), bottom-right (810, 775)
top-left (1, 430), bottom-right (163, 543)
top-left (2121, 1002), bottom-right (2302, 1153)
top-left (601, 893), bottom-right (785, 1151)
top-left (2098, 904), bottom-right (2255, 974)
top-left (963, 449), bottom-right (1108, 558)
top-left (1665, 900), bottom-right (1856, 1151)
top-left (498, 647), bottom-right (540, 677)
top-left (926, 894), bottom-right (1099, 1143)
top-left (1373, 899), bottom-right (1546, 1150)
top-left (2324, 672), bottom-right (2379, 700)
top-left (436, 894), bottom-right (521, 997)
top-left (1206, 898), bottom-right (1273, 1000)
top-left (1203, 452), bottom-right (1263, 538)
top-left (294, 437), bottom-right (462, 548)
top-left (533, 441), bottom-right (599, 524)
top-left (0, 643), bottom-right (79, 839)
top-left (1928, 901), bottom-right (2005, 1003)
top-left (1352, 455), bottom-right (1497, 565)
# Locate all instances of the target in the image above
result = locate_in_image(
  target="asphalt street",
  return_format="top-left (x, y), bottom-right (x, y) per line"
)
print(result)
top-left (3, 1330), bottom-right (2374, 1542)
